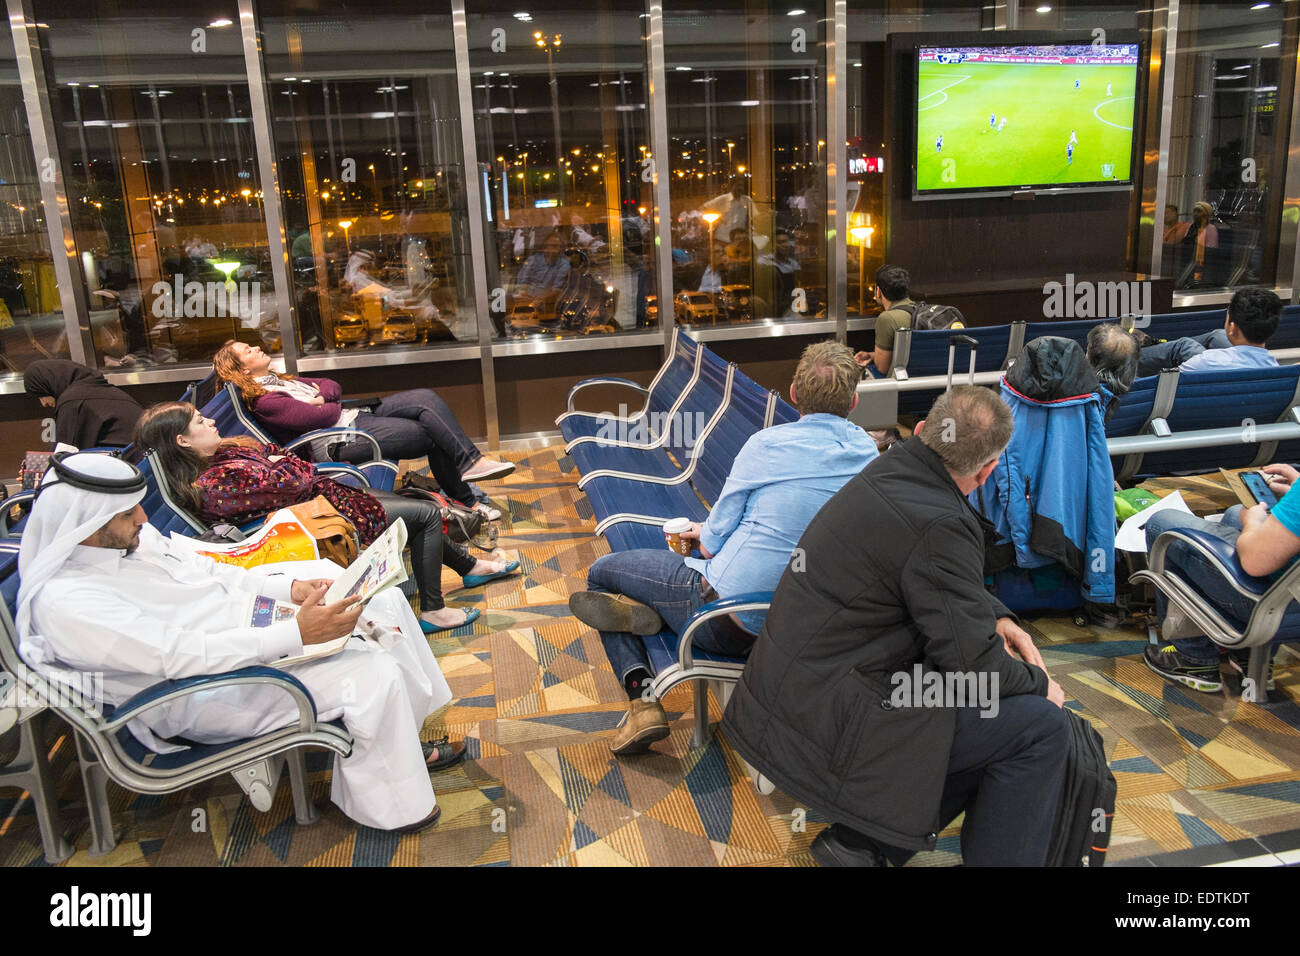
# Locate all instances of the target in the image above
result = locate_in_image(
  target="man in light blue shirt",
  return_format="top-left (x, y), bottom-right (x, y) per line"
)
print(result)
top-left (569, 342), bottom-right (878, 756)
top-left (1136, 287), bottom-right (1282, 376)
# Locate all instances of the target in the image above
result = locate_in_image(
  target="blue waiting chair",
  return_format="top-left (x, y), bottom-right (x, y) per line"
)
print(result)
top-left (0, 541), bottom-right (352, 859)
top-left (1132, 527), bottom-right (1300, 703)
top-left (645, 592), bottom-right (773, 746)
top-left (558, 327), bottom-right (703, 447)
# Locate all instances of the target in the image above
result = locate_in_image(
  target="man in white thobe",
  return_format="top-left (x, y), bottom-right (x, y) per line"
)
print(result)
top-left (17, 453), bottom-right (452, 832)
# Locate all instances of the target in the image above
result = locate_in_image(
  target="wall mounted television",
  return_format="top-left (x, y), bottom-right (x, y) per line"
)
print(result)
top-left (912, 39), bottom-right (1142, 199)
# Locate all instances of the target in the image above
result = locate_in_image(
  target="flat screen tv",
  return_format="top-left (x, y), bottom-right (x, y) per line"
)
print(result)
top-left (913, 41), bottom-right (1141, 199)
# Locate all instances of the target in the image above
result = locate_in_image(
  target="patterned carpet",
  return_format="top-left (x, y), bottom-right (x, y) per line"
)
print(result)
top-left (3, 443), bottom-right (1300, 867)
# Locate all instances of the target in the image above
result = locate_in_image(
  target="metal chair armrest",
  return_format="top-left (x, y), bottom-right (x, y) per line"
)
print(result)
top-left (105, 666), bottom-right (319, 734)
top-left (314, 462), bottom-right (372, 488)
top-left (285, 428), bottom-right (384, 463)
top-left (0, 489), bottom-right (37, 537)
top-left (565, 377), bottom-right (651, 413)
top-left (677, 591), bottom-right (771, 670)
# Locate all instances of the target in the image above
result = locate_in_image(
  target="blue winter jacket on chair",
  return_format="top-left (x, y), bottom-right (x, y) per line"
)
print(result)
top-left (972, 336), bottom-right (1117, 605)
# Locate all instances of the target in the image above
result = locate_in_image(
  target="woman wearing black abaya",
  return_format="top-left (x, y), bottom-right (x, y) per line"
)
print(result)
top-left (23, 360), bottom-right (143, 449)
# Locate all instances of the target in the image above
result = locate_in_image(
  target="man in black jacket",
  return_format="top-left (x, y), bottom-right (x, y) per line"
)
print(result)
top-left (722, 386), bottom-right (1068, 867)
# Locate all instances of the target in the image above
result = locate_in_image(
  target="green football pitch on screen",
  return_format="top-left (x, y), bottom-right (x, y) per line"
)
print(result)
top-left (915, 62), bottom-right (1137, 192)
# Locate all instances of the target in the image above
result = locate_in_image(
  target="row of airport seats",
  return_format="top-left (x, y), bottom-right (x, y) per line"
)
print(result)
top-left (557, 328), bottom-right (797, 744)
top-left (855, 307), bottom-right (1300, 481)
top-left (866, 304), bottom-right (1300, 419)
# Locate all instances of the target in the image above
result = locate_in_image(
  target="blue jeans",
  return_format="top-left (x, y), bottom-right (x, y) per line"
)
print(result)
top-left (586, 549), bottom-right (757, 690)
top-left (857, 693), bottom-right (1069, 867)
top-left (1144, 505), bottom-right (1257, 664)
top-left (339, 389), bottom-right (482, 506)
top-left (1137, 329), bottom-right (1231, 377)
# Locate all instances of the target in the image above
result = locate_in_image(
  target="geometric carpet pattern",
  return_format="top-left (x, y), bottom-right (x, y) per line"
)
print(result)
top-left (3, 442), bottom-right (1300, 866)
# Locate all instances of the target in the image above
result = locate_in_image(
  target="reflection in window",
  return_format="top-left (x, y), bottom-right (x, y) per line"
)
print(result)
top-left (467, 0), bottom-right (658, 340)
top-left (1164, 2), bottom-right (1286, 292)
top-left (664, 0), bottom-right (827, 327)
top-left (261, 0), bottom-right (478, 355)
top-left (40, 3), bottom-right (275, 368)
top-left (0, 24), bottom-right (69, 373)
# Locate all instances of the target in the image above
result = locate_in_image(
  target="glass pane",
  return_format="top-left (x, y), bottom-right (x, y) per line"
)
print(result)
top-left (260, 0), bottom-right (479, 356)
top-left (664, 0), bottom-right (827, 328)
top-left (466, 0), bottom-right (659, 340)
top-left (0, 23), bottom-right (70, 374)
top-left (1163, 0), bottom-right (1287, 292)
top-left (38, 1), bottom-right (272, 369)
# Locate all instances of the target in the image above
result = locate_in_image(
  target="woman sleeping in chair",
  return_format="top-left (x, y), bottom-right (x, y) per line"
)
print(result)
top-left (213, 340), bottom-right (512, 521)
top-left (135, 402), bottom-right (519, 634)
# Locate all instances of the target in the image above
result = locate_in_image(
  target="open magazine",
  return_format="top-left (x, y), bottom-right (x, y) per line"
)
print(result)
top-left (173, 514), bottom-right (412, 666)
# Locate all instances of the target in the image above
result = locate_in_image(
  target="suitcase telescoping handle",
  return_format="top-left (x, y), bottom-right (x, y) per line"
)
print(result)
top-left (946, 334), bottom-right (980, 389)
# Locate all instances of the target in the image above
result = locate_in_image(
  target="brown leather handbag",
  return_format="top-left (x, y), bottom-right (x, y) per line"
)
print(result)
top-left (287, 495), bottom-right (359, 568)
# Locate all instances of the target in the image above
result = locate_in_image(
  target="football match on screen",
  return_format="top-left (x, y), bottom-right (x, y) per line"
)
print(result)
top-left (915, 44), bottom-right (1140, 193)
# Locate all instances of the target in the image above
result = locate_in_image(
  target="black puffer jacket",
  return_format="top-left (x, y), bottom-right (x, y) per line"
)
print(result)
top-left (1005, 335), bottom-right (1100, 402)
top-left (722, 438), bottom-right (1048, 850)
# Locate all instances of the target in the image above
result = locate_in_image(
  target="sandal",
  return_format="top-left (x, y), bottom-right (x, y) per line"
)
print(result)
top-left (422, 735), bottom-right (467, 771)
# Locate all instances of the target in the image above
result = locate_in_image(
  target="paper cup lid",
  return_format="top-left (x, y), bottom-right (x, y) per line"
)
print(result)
top-left (662, 517), bottom-right (692, 534)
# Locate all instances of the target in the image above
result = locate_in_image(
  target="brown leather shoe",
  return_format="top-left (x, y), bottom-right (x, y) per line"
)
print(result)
top-left (569, 591), bottom-right (665, 636)
top-left (610, 699), bottom-right (671, 755)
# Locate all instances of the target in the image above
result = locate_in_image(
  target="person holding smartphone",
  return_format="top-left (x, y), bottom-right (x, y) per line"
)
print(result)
top-left (1142, 462), bottom-right (1300, 693)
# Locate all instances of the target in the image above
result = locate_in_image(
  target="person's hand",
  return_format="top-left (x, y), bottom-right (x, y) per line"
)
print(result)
top-left (996, 617), bottom-right (1045, 671)
top-left (1242, 502), bottom-right (1271, 533)
top-left (1046, 678), bottom-right (1065, 709)
top-left (295, 585), bottom-right (363, 645)
top-left (268, 454), bottom-right (286, 463)
top-left (307, 395), bottom-right (325, 406)
top-left (291, 578), bottom-right (334, 604)
top-left (678, 522), bottom-right (703, 542)
top-left (853, 350), bottom-right (871, 368)
top-left (1261, 463), bottom-right (1299, 493)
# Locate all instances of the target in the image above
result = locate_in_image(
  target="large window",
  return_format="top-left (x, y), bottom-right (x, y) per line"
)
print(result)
top-left (1161, 1), bottom-right (1289, 293)
top-left (0, 23), bottom-right (69, 374)
top-left (260, 0), bottom-right (480, 357)
top-left (39, 1), bottom-right (272, 369)
top-left (663, 0), bottom-right (827, 328)
top-left (466, 0), bottom-right (659, 341)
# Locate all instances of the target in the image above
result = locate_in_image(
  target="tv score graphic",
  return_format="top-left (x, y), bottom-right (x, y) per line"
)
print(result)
top-left (915, 43), bottom-right (1139, 194)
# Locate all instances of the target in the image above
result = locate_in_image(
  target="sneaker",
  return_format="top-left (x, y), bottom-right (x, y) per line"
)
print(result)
top-left (610, 699), bottom-right (670, 755)
top-left (1225, 648), bottom-right (1275, 692)
top-left (462, 457), bottom-right (515, 482)
top-left (1143, 643), bottom-right (1223, 693)
top-left (473, 501), bottom-right (502, 522)
top-left (569, 591), bottom-right (665, 636)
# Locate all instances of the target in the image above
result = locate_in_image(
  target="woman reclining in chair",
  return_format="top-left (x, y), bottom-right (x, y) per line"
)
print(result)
top-left (136, 402), bottom-right (519, 633)
top-left (213, 340), bottom-right (512, 521)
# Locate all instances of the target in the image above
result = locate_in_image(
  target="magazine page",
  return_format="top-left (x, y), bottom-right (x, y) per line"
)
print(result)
top-left (168, 509), bottom-right (320, 568)
top-left (324, 518), bottom-right (409, 607)
top-left (239, 593), bottom-right (351, 665)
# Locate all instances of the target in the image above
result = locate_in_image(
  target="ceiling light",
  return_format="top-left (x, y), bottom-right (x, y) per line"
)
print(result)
top-left (788, 8), bottom-right (806, 14)
top-left (1036, 4), bottom-right (1051, 12)
top-left (208, 17), bottom-right (233, 27)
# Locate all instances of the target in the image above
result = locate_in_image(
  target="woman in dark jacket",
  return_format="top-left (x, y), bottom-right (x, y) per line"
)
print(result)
top-left (24, 359), bottom-right (143, 449)
top-left (135, 401), bottom-right (519, 633)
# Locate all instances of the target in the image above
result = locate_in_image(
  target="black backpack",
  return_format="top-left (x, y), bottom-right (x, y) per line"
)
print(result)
top-left (1045, 710), bottom-right (1117, 866)
top-left (901, 301), bottom-right (965, 331)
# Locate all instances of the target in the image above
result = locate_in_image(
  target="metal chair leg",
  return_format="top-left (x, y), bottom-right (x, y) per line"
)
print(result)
top-left (7, 712), bottom-right (73, 864)
top-left (286, 748), bottom-right (319, 825)
top-left (1246, 645), bottom-right (1271, 704)
top-left (75, 732), bottom-right (118, 857)
top-left (691, 681), bottom-right (711, 748)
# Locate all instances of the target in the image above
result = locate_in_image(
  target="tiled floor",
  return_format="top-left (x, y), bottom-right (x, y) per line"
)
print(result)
top-left (3, 443), bottom-right (1300, 866)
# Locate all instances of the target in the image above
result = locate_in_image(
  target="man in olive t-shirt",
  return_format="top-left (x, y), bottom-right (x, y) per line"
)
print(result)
top-left (853, 264), bottom-right (914, 377)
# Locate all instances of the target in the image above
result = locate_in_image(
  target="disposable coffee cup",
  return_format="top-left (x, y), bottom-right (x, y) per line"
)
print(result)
top-left (663, 517), bottom-right (693, 556)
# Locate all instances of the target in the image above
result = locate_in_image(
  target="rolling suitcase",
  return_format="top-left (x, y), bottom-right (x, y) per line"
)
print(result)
top-left (945, 333), bottom-right (979, 389)
top-left (1045, 710), bottom-right (1116, 867)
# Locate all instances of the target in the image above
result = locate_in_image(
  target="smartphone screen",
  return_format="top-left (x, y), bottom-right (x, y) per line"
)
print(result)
top-left (1243, 471), bottom-right (1280, 508)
